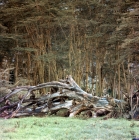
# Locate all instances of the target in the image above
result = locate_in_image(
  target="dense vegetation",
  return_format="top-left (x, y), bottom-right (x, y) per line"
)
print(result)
top-left (0, 0), bottom-right (139, 98)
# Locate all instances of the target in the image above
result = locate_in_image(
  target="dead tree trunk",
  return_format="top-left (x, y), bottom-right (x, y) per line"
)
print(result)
top-left (0, 75), bottom-right (129, 119)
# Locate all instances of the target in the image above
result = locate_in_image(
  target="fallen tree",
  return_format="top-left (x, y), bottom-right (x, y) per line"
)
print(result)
top-left (0, 75), bottom-right (138, 119)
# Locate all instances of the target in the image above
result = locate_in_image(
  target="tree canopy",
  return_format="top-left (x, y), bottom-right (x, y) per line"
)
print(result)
top-left (0, 0), bottom-right (139, 98)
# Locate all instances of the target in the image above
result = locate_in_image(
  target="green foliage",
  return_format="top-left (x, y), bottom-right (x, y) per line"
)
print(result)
top-left (13, 47), bottom-right (37, 52)
top-left (0, 0), bottom-right (139, 94)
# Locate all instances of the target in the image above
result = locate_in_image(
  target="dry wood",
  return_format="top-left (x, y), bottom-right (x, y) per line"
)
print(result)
top-left (0, 75), bottom-right (138, 119)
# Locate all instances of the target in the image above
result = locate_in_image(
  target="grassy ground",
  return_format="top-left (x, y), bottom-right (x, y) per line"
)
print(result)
top-left (0, 116), bottom-right (139, 140)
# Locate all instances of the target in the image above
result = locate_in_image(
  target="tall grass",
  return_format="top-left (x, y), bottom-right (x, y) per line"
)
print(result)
top-left (0, 116), bottom-right (139, 140)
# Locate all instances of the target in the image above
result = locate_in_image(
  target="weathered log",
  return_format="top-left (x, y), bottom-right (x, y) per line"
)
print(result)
top-left (0, 75), bottom-right (132, 119)
top-left (0, 102), bottom-right (18, 113)
top-left (69, 104), bottom-right (90, 117)
top-left (0, 86), bottom-right (30, 103)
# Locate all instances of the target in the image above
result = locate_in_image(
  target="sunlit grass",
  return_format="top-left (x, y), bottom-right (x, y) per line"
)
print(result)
top-left (0, 116), bottom-right (139, 140)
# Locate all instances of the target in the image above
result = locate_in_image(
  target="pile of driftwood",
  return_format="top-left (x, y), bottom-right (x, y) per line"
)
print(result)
top-left (0, 75), bottom-right (139, 119)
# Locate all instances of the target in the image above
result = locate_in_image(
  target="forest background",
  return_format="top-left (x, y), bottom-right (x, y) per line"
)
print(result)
top-left (0, 0), bottom-right (139, 99)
